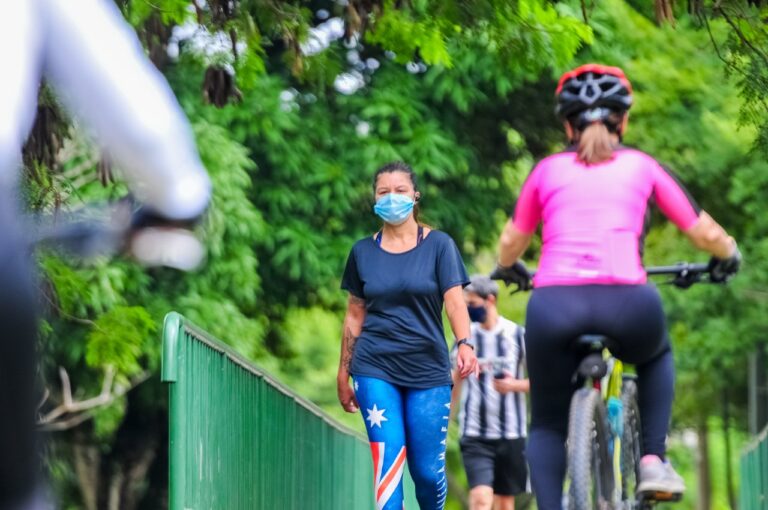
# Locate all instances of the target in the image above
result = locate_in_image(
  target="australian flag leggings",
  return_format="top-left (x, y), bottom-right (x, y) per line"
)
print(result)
top-left (353, 376), bottom-right (452, 510)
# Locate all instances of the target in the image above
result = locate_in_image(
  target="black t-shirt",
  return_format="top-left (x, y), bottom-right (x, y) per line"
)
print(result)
top-left (340, 230), bottom-right (469, 388)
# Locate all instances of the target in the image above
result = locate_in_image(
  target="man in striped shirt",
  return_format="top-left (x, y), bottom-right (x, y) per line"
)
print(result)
top-left (451, 275), bottom-right (529, 510)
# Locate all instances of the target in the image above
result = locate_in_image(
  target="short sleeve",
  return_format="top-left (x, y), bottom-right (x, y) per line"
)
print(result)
top-left (512, 167), bottom-right (542, 234)
top-left (340, 247), bottom-right (365, 298)
top-left (437, 234), bottom-right (470, 294)
top-left (651, 163), bottom-right (701, 231)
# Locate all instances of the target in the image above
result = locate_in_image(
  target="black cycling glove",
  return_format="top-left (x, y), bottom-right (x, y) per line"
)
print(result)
top-left (671, 270), bottom-right (701, 289)
top-left (489, 261), bottom-right (533, 291)
top-left (708, 246), bottom-right (742, 283)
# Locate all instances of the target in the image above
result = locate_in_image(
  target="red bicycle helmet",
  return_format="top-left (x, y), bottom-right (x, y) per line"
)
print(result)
top-left (555, 64), bottom-right (633, 120)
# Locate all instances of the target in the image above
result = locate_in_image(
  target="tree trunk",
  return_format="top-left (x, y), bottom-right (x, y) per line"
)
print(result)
top-left (72, 431), bottom-right (100, 510)
top-left (722, 389), bottom-right (737, 510)
top-left (696, 418), bottom-right (712, 510)
top-left (63, 383), bottom-right (165, 510)
top-left (655, 0), bottom-right (676, 25)
top-left (688, 0), bottom-right (704, 16)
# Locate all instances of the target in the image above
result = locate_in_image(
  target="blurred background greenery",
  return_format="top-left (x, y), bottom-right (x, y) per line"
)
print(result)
top-left (23, 0), bottom-right (767, 508)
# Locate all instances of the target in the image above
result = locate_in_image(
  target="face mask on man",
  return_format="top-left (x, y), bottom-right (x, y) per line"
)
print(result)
top-left (373, 193), bottom-right (415, 225)
top-left (467, 303), bottom-right (488, 324)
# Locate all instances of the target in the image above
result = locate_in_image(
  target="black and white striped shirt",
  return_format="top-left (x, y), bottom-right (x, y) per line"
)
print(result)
top-left (455, 317), bottom-right (527, 440)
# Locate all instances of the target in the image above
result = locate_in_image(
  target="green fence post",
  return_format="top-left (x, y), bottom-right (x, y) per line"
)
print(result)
top-left (740, 424), bottom-right (768, 510)
top-left (161, 312), bottom-right (184, 510)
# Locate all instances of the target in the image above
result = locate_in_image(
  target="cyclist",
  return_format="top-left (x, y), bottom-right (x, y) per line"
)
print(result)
top-left (492, 64), bottom-right (741, 509)
top-left (338, 162), bottom-right (478, 510)
top-left (2, 1), bottom-right (210, 508)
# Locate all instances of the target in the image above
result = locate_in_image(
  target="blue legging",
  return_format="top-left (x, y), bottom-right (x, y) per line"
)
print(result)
top-left (353, 376), bottom-right (451, 510)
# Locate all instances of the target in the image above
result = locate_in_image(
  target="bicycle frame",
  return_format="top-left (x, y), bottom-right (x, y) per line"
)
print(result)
top-left (589, 351), bottom-right (626, 505)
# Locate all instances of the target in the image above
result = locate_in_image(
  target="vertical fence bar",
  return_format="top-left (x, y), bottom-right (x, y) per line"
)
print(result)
top-left (740, 424), bottom-right (768, 510)
top-left (162, 312), bottom-right (420, 509)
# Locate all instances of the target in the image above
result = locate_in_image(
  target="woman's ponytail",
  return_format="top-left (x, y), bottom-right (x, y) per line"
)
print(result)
top-left (576, 122), bottom-right (615, 165)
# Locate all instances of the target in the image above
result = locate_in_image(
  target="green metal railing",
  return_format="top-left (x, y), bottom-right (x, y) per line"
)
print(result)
top-left (161, 312), bottom-right (419, 509)
top-left (740, 424), bottom-right (768, 510)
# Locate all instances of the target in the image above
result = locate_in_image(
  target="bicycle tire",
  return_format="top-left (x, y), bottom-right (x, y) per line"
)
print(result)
top-left (567, 388), bottom-right (614, 510)
top-left (620, 377), bottom-right (642, 504)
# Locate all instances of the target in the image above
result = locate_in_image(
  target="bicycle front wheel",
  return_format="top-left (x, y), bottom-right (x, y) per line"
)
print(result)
top-left (566, 388), bottom-right (614, 510)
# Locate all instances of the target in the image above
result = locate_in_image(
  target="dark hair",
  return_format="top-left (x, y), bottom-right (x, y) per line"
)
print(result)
top-left (372, 161), bottom-right (423, 224)
top-left (372, 161), bottom-right (418, 192)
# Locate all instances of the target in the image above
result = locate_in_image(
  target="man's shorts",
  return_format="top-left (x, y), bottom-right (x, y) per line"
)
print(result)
top-left (459, 436), bottom-right (528, 496)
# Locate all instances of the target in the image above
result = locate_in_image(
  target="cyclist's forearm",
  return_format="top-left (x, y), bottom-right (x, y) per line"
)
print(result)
top-left (684, 211), bottom-right (737, 259)
top-left (497, 219), bottom-right (532, 267)
top-left (42, 0), bottom-right (211, 220)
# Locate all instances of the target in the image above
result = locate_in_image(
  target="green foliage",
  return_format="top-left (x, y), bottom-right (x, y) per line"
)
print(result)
top-left (85, 306), bottom-right (158, 377)
top-left (92, 399), bottom-right (128, 443)
top-left (125, 0), bottom-right (191, 27)
top-left (366, 3), bottom-right (454, 67)
top-left (703, 1), bottom-right (768, 155)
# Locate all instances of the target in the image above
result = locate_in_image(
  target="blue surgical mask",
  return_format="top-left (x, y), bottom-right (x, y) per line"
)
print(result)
top-left (467, 304), bottom-right (488, 324)
top-left (373, 193), bottom-right (415, 225)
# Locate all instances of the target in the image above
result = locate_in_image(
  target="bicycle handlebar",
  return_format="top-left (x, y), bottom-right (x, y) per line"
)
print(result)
top-left (28, 201), bottom-right (204, 271)
top-left (644, 262), bottom-right (710, 276)
top-left (491, 262), bottom-right (715, 293)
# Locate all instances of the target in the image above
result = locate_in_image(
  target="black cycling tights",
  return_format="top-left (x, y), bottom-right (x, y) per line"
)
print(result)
top-left (0, 205), bottom-right (40, 509)
top-left (525, 284), bottom-right (674, 510)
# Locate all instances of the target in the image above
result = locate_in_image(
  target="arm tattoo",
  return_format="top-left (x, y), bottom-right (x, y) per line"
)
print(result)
top-left (341, 326), bottom-right (359, 371)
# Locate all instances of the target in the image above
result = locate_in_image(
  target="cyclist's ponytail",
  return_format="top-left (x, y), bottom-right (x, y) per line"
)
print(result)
top-left (576, 122), bottom-right (615, 165)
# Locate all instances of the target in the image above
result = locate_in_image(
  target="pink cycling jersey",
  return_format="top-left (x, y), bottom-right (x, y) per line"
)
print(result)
top-left (513, 147), bottom-right (701, 287)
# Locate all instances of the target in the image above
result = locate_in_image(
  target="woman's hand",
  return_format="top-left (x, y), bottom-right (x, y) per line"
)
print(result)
top-left (493, 371), bottom-right (530, 394)
top-left (456, 344), bottom-right (479, 379)
top-left (337, 375), bottom-right (359, 413)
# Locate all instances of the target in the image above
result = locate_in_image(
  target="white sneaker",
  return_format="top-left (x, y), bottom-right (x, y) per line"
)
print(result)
top-left (637, 455), bottom-right (686, 495)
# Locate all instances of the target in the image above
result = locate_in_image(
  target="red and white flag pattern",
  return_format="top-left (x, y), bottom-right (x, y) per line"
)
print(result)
top-left (370, 441), bottom-right (407, 510)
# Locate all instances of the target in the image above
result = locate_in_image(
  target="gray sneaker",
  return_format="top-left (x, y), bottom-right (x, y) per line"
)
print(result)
top-left (637, 456), bottom-right (686, 495)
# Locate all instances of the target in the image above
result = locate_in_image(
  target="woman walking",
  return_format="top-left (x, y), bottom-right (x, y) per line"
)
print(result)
top-left (338, 161), bottom-right (478, 509)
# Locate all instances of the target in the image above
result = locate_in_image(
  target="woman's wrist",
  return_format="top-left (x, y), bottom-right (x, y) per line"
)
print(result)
top-left (456, 338), bottom-right (474, 351)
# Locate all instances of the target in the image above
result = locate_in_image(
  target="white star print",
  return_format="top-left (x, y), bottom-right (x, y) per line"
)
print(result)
top-left (366, 404), bottom-right (388, 428)
top-left (354, 380), bottom-right (359, 392)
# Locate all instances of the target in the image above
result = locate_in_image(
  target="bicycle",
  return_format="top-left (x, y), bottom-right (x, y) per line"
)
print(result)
top-left (492, 262), bottom-right (715, 510)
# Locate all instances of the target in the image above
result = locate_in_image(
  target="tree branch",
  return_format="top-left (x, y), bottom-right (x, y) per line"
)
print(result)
top-left (715, 3), bottom-right (768, 67)
top-left (38, 366), bottom-right (151, 431)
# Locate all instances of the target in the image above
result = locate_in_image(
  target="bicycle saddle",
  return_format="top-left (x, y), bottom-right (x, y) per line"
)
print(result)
top-left (573, 335), bottom-right (611, 380)
top-left (573, 334), bottom-right (609, 349)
